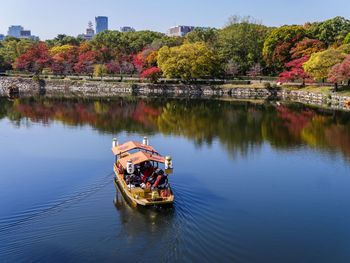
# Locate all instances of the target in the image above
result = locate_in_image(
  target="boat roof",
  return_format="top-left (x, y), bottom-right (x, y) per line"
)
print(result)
top-left (112, 141), bottom-right (158, 156)
top-left (118, 151), bottom-right (165, 168)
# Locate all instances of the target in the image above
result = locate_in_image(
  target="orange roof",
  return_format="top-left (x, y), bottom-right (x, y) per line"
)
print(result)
top-left (112, 141), bottom-right (158, 156)
top-left (118, 151), bottom-right (165, 169)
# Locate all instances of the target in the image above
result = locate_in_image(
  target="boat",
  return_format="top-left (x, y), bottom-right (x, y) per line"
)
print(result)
top-left (111, 137), bottom-right (174, 207)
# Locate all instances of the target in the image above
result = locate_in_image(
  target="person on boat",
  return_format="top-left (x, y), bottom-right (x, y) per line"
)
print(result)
top-left (151, 169), bottom-right (168, 190)
top-left (140, 161), bottom-right (155, 183)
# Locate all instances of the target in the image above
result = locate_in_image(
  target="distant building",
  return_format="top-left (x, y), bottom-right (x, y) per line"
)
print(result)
top-left (7, 25), bottom-right (39, 40)
top-left (78, 21), bottom-right (95, 40)
top-left (95, 16), bottom-right (108, 33)
top-left (0, 34), bottom-right (4, 41)
top-left (8, 25), bottom-right (24, 38)
top-left (120, 26), bottom-right (135, 32)
top-left (167, 25), bottom-right (195, 37)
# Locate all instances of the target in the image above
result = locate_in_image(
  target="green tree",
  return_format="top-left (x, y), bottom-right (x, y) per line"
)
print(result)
top-left (120, 30), bottom-right (164, 54)
top-left (0, 37), bottom-right (35, 70)
top-left (218, 16), bottom-right (269, 74)
top-left (303, 48), bottom-right (346, 81)
top-left (307, 16), bottom-right (350, 46)
top-left (158, 42), bottom-right (220, 81)
top-left (186, 27), bottom-right (218, 46)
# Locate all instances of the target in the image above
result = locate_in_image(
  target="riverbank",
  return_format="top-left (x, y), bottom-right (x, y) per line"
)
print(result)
top-left (1, 76), bottom-right (350, 111)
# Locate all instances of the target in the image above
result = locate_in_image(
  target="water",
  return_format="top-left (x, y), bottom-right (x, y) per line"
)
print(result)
top-left (1, 97), bottom-right (350, 262)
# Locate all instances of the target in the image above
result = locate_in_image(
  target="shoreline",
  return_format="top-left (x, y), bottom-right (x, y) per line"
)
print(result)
top-left (1, 76), bottom-right (350, 111)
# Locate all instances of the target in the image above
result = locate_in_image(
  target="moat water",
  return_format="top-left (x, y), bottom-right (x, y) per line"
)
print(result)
top-left (1, 97), bottom-right (350, 262)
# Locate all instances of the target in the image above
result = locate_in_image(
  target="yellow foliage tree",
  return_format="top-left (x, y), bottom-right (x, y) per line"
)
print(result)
top-left (157, 42), bottom-right (220, 81)
top-left (303, 48), bottom-right (346, 81)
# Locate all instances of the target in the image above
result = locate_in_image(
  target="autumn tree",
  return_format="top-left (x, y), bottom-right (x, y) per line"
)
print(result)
top-left (158, 42), bottom-right (220, 81)
top-left (50, 45), bottom-right (79, 75)
top-left (290, 39), bottom-right (326, 59)
top-left (263, 25), bottom-right (306, 72)
top-left (14, 42), bottom-right (52, 74)
top-left (328, 54), bottom-right (350, 87)
top-left (303, 48), bottom-right (346, 82)
top-left (279, 56), bottom-right (311, 85)
top-left (140, 67), bottom-right (162, 83)
top-left (93, 64), bottom-right (107, 80)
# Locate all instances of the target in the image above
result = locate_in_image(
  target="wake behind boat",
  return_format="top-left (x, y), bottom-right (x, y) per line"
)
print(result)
top-left (112, 138), bottom-right (174, 207)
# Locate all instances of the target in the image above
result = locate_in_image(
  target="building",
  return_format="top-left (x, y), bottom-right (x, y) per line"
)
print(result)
top-left (78, 21), bottom-right (95, 40)
top-left (167, 25), bottom-right (195, 37)
top-left (0, 34), bottom-right (4, 41)
top-left (7, 25), bottom-right (39, 40)
top-left (120, 26), bottom-right (135, 32)
top-left (95, 16), bottom-right (108, 33)
top-left (7, 25), bottom-right (24, 38)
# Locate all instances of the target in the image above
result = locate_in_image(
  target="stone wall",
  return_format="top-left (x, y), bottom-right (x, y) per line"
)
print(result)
top-left (1, 77), bottom-right (350, 111)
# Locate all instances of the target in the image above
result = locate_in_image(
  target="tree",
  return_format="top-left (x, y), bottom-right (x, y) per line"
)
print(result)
top-left (263, 25), bottom-right (306, 71)
top-left (158, 42), bottom-right (220, 81)
top-left (307, 16), bottom-right (350, 46)
top-left (50, 45), bottom-right (79, 75)
top-left (140, 67), bottom-right (162, 83)
top-left (224, 60), bottom-right (240, 78)
top-left (0, 38), bottom-right (35, 70)
top-left (278, 56), bottom-right (311, 85)
top-left (328, 54), bottom-right (350, 86)
top-left (218, 16), bottom-right (269, 74)
top-left (290, 39), bottom-right (326, 59)
top-left (186, 27), bottom-right (218, 46)
top-left (247, 63), bottom-right (263, 79)
top-left (93, 64), bottom-right (107, 80)
top-left (14, 42), bottom-right (51, 74)
top-left (46, 34), bottom-right (83, 47)
top-left (303, 48), bottom-right (346, 81)
top-left (74, 50), bottom-right (98, 75)
top-left (120, 30), bottom-right (164, 54)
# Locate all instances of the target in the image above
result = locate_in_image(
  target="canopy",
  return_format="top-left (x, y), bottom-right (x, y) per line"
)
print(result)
top-left (112, 141), bottom-right (158, 156)
top-left (118, 151), bottom-right (165, 169)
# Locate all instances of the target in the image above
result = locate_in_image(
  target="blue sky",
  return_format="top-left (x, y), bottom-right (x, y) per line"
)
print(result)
top-left (1, 0), bottom-right (350, 39)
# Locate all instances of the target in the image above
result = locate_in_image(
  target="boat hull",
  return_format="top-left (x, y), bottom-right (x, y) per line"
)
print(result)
top-left (113, 165), bottom-right (174, 207)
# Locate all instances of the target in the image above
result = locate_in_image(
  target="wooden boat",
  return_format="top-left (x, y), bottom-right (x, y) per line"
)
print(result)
top-left (111, 138), bottom-right (174, 207)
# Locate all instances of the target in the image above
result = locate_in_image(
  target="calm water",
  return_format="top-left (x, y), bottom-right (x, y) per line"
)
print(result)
top-left (1, 97), bottom-right (350, 263)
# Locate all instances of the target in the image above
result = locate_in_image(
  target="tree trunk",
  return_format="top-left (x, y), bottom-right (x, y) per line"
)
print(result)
top-left (334, 82), bottom-right (338, 92)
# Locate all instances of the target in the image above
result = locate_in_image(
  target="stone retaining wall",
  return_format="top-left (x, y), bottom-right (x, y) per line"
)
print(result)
top-left (1, 77), bottom-right (350, 111)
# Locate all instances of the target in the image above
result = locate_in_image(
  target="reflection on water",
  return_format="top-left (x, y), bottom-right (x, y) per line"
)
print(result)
top-left (1, 97), bottom-right (350, 160)
top-left (1, 96), bottom-right (350, 262)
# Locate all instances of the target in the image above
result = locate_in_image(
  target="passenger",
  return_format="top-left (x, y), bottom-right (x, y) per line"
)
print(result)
top-left (152, 169), bottom-right (168, 190)
top-left (140, 161), bottom-right (155, 183)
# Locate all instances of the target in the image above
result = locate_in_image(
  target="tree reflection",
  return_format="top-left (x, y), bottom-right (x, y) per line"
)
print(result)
top-left (1, 97), bottom-right (350, 160)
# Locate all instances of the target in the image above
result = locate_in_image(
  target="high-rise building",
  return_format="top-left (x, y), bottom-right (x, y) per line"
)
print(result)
top-left (120, 26), bottom-right (135, 32)
top-left (95, 16), bottom-right (108, 33)
top-left (0, 34), bottom-right (4, 41)
top-left (167, 25), bottom-right (195, 37)
top-left (8, 25), bottom-right (24, 38)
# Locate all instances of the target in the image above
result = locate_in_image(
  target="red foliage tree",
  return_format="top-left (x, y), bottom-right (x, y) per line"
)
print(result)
top-left (106, 61), bottom-right (120, 75)
top-left (51, 47), bottom-right (79, 75)
top-left (290, 39), bottom-right (326, 59)
top-left (278, 56), bottom-right (311, 85)
top-left (140, 67), bottom-right (162, 83)
top-left (14, 42), bottom-right (51, 74)
top-left (73, 50), bottom-right (98, 75)
top-left (328, 54), bottom-right (350, 86)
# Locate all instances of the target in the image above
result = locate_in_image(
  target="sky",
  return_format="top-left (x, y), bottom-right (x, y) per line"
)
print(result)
top-left (1, 0), bottom-right (350, 40)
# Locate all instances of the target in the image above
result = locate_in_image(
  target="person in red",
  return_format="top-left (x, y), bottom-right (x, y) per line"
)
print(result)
top-left (140, 161), bottom-right (154, 183)
top-left (152, 169), bottom-right (167, 190)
